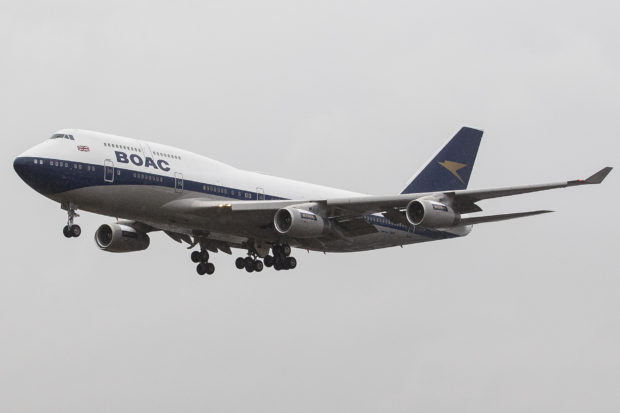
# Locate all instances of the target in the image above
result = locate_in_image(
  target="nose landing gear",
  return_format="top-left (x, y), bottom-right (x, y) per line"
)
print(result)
top-left (62, 205), bottom-right (81, 238)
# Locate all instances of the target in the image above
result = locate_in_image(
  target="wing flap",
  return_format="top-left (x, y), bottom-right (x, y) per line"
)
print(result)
top-left (334, 217), bottom-right (378, 237)
top-left (458, 210), bottom-right (552, 226)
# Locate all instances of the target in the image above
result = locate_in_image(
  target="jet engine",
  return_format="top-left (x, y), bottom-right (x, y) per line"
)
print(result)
top-left (406, 199), bottom-right (461, 228)
top-left (274, 207), bottom-right (330, 238)
top-left (94, 223), bottom-right (150, 252)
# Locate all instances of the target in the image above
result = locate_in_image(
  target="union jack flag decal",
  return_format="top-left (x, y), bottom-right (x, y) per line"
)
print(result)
top-left (77, 145), bottom-right (90, 152)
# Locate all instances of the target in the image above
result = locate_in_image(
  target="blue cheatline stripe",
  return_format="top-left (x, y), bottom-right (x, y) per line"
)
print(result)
top-left (15, 156), bottom-right (459, 241)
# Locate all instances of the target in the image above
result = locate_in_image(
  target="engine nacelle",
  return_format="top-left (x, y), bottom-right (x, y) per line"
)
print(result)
top-left (94, 223), bottom-right (150, 253)
top-left (406, 199), bottom-right (461, 228)
top-left (274, 207), bottom-right (330, 238)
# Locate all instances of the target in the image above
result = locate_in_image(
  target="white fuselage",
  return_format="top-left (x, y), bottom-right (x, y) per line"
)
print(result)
top-left (14, 129), bottom-right (468, 253)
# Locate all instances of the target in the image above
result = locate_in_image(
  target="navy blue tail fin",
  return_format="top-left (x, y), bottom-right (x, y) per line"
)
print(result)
top-left (400, 127), bottom-right (483, 194)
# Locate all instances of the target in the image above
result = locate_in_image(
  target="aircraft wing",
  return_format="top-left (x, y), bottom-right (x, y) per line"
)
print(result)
top-left (322, 167), bottom-right (613, 217)
top-left (162, 167), bottom-right (612, 235)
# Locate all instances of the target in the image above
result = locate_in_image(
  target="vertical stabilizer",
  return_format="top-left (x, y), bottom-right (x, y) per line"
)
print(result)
top-left (401, 127), bottom-right (483, 194)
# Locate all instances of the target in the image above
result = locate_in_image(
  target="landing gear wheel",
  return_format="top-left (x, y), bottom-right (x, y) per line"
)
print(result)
top-left (274, 255), bottom-right (283, 268)
top-left (196, 263), bottom-right (207, 275)
top-left (205, 263), bottom-right (215, 275)
top-left (253, 260), bottom-right (264, 272)
top-left (286, 256), bottom-right (297, 269)
top-left (191, 251), bottom-right (201, 263)
top-left (282, 244), bottom-right (291, 257)
top-left (245, 260), bottom-right (255, 273)
top-left (235, 257), bottom-right (245, 269)
top-left (263, 255), bottom-right (274, 267)
top-left (63, 204), bottom-right (80, 239)
top-left (274, 261), bottom-right (282, 271)
top-left (200, 250), bottom-right (209, 262)
top-left (70, 225), bottom-right (81, 238)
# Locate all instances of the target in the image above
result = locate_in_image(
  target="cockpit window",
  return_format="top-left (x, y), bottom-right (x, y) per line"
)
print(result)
top-left (49, 134), bottom-right (74, 140)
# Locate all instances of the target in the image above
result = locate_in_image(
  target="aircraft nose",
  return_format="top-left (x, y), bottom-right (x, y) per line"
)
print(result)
top-left (13, 156), bottom-right (34, 184)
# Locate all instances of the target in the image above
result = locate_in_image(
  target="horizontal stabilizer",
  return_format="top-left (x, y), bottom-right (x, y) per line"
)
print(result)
top-left (458, 210), bottom-right (552, 226)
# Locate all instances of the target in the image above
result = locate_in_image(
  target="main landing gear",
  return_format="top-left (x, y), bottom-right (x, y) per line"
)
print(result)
top-left (234, 243), bottom-right (297, 273)
top-left (190, 243), bottom-right (298, 276)
top-left (63, 206), bottom-right (81, 238)
top-left (191, 249), bottom-right (215, 276)
top-left (235, 255), bottom-right (264, 273)
top-left (266, 244), bottom-right (297, 271)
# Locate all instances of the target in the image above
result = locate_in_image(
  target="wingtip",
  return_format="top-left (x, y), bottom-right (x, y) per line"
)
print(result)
top-left (531, 210), bottom-right (554, 216)
top-left (585, 166), bottom-right (613, 184)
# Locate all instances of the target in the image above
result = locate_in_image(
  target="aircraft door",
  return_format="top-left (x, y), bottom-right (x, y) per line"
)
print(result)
top-left (174, 172), bottom-right (184, 193)
top-left (104, 159), bottom-right (114, 183)
top-left (135, 139), bottom-right (154, 159)
top-left (256, 187), bottom-right (265, 200)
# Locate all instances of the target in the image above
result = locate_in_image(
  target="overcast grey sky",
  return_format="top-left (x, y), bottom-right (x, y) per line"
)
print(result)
top-left (1, 1), bottom-right (619, 412)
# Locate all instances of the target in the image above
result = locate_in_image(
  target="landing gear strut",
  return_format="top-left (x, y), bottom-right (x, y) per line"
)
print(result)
top-left (191, 247), bottom-right (215, 276)
top-left (63, 205), bottom-right (81, 238)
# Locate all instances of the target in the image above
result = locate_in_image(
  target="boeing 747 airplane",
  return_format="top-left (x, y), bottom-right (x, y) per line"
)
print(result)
top-left (14, 127), bottom-right (612, 275)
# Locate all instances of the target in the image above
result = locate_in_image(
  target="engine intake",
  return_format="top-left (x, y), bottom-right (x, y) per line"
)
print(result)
top-left (95, 223), bottom-right (150, 253)
top-left (274, 207), bottom-right (330, 238)
top-left (406, 199), bottom-right (461, 228)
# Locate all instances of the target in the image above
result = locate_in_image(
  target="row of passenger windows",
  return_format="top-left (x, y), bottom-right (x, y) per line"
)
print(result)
top-left (203, 185), bottom-right (229, 195)
top-left (104, 142), bottom-right (141, 152)
top-left (367, 214), bottom-right (406, 229)
top-left (153, 151), bottom-right (181, 160)
top-left (132, 172), bottom-right (164, 182)
top-left (49, 134), bottom-right (74, 140)
top-left (33, 158), bottom-right (96, 171)
top-left (202, 184), bottom-right (255, 199)
top-left (32, 158), bottom-right (261, 199)
top-left (103, 142), bottom-right (182, 161)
